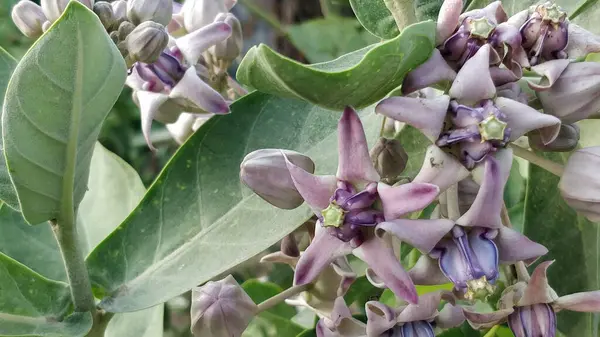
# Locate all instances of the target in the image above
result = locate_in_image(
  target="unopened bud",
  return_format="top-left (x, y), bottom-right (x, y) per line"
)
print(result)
top-left (280, 234), bottom-right (299, 257)
top-left (240, 149), bottom-right (315, 209)
top-left (529, 124), bottom-right (579, 152)
top-left (126, 21), bottom-right (169, 64)
top-left (111, 0), bottom-right (127, 25)
top-left (11, 1), bottom-right (47, 39)
top-left (41, 0), bottom-right (92, 22)
top-left (118, 21), bottom-right (136, 41)
top-left (508, 304), bottom-right (556, 337)
top-left (127, 0), bottom-right (173, 26)
top-left (213, 13), bottom-right (243, 63)
top-left (93, 2), bottom-right (115, 31)
top-left (559, 147), bottom-right (600, 222)
top-left (370, 137), bottom-right (408, 182)
top-left (191, 275), bottom-right (257, 337)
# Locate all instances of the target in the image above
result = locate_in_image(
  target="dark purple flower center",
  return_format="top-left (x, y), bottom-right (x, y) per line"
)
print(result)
top-left (508, 303), bottom-right (557, 337)
top-left (320, 181), bottom-right (383, 242)
top-left (385, 321), bottom-right (435, 337)
top-left (520, 3), bottom-right (569, 65)
top-left (134, 48), bottom-right (187, 93)
top-left (437, 99), bottom-right (511, 169)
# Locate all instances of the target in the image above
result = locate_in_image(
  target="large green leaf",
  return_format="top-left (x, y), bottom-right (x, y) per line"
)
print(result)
top-left (236, 21), bottom-right (436, 110)
top-left (2, 2), bottom-right (126, 225)
top-left (0, 47), bottom-right (18, 210)
top-left (86, 92), bottom-right (381, 312)
top-left (524, 151), bottom-right (600, 336)
top-left (0, 253), bottom-right (92, 337)
top-left (104, 305), bottom-right (164, 337)
top-left (287, 16), bottom-right (379, 63)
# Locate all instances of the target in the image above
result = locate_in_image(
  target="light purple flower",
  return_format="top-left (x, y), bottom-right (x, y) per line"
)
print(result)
top-left (284, 107), bottom-right (440, 304)
top-left (377, 45), bottom-right (560, 169)
top-left (463, 261), bottom-right (600, 336)
top-left (316, 297), bottom-right (366, 337)
top-left (559, 147), bottom-right (600, 222)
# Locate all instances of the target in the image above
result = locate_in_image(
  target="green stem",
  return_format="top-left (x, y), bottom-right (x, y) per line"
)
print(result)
top-left (85, 312), bottom-right (114, 337)
top-left (238, 0), bottom-right (287, 36)
top-left (483, 325), bottom-right (500, 337)
top-left (256, 283), bottom-right (311, 313)
top-left (510, 144), bottom-right (564, 177)
top-left (319, 0), bottom-right (330, 17)
top-left (446, 184), bottom-right (461, 221)
top-left (50, 219), bottom-right (95, 312)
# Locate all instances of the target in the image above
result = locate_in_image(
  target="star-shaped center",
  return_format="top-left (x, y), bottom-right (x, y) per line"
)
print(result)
top-left (465, 276), bottom-right (496, 301)
top-left (321, 202), bottom-right (346, 228)
top-left (468, 17), bottom-right (495, 39)
top-left (478, 114), bottom-right (508, 142)
top-left (540, 3), bottom-right (567, 24)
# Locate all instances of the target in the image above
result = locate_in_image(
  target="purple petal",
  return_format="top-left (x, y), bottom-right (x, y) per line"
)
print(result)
top-left (541, 23), bottom-right (569, 61)
top-left (342, 186), bottom-right (377, 210)
top-left (365, 301), bottom-right (397, 337)
top-left (565, 23), bottom-right (600, 59)
top-left (377, 182), bottom-right (440, 221)
top-left (294, 227), bottom-right (353, 286)
top-left (463, 307), bottom-right (513, 329)
top-left (459, 1), bottom-right (507, 25)
top-left (285, 156), bottom-right (337, 215)
top-left (436, 0), bottom-right (463, 45)
top-left (399, 321), bottom-right (435, 337)
top-left (518, 261), bottom-right (559, 307)
top-left (554, 291), bottom-right (600, 312)
top-left (331, 297), bottom-right (353, 325)
top-left (397, 291), bottom-right (446, 323)
top-left (529, 59), bottom-right (570, 91)
top-left (169, 68), bottom-right (230, 114)
top-left (494, 97), bottom-right (561, 144)
top-left (438, 237), bottom-right (471, 289)
top-left (175, 21), bottom-right (232, 65)
top-left (442, 29), bottom-right (469, 61)
top-left (449, 45), bottom-right (496, 104)
top-left (436, 303), bottom-right (466, 329)
top-left (136, 91), bottom-right (170, 151)
top-left (409, 255), bottom-right (450, 285)
top-left (375, 96), bottom-right (450, 142)
top-left (451, 102), bottom-right (484, 127)
top-left (495, 227), bottom-right (548, 264)
top-left (468, 228), bottom-right (499, 282)
top-left (413, 145), bottom-right (470, 192)
top-left (437, 126), bottom-right (481, 146)
top-left (356, 236), bottom-right (418, 304)
top-left (456, 156), bottom-right (509, 229)
top-left (506, 9), bottom-right (529, 28)
top-left (489, 64), bottom-right (522, 87)
top-left (402, 50), bottom-right (457, 94)
top-left (376, 219), bottom-right (454, 253)
top-left (460, 141), bottom-right (493, 169)
top-left (336, 107), bottom-right (380, 184)
top-left (508, 304), bottom-right (556, 337)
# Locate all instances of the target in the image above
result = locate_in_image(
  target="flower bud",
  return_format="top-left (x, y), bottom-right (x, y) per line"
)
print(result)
top-left (529, 123), bottom-right (579, 152)
top-left (126, 21), bottom-right (169, 64)
top-left (93, 2), bottom-right (115, 31)
top-left (559, 147), bottom-right (600, 221)
top-left (240, 149), bottom-right (315, 210)
top-left (41, 0), bottom-right (89, 22)
top-left (127, 0), bottom-right (173, 26)
top-left (369, 137), bottom-right (408, 182)
top-left (118, 21), bottom-right (136, 41)
top-left (213, 13), bottom-right (243, 63)
top-left (181, 0), bottom-right (229, 33)
top-left (111, 0), bottom-right (127, 25)
top-left (190, 275), bottom-right (257, 337)
top-left (508, 304), bottom-right (556, 337)
top-left (11, 1), bottom-right (47, 39)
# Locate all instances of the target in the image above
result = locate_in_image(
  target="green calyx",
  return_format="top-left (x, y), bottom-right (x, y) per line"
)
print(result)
top-left (468, 17), bottom-right (495, 39)
top-left (540, 3), bottom-right (567, 24)
top-left (321, 202), bottom-right (346, 228)
top-left (465, 276), bottom-right (496, 301)
top-left (478, 114), bottom-right (508, 142)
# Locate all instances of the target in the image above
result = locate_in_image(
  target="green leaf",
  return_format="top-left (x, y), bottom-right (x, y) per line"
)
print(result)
top-left (394, 125), bottom-right (431, 179)
top-left (0, 253), bottom-right (92, 337)
top-left (236, 21), bottom-right (436, 110)
top-left (104, 305), bottom-right (164, 337)
top-left (86, 92), bottom-right (381, 312)
top-left (242, 280), bottom-right (296, 319)
top-left (0, 47), bottom-right (18, 210)
top-left (287, 16), bottom-right (379, 63)
top-left (343, 276), bottom-right (382, 307)
top-left (2, 2), bottom-right (126, 224)
top-left (243, 311), bottom-right (305, 337)
top-left (524, 151), bottom-right (600, 336)
top-left (296, 329), bottom-right (317, 337)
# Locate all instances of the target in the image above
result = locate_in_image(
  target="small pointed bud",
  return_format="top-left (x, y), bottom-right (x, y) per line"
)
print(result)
top-left (559, 147), bottom-right (600, 222)
top-left (191, 275), bottom-right (257, 337)
top-left (529, 123), bottom-right (579, 152)
top-left (369, 137), bottom-right (408, 182)
top-left (213, 13), bottom-right (243, 63)
top-left (127, 0), bottom-right (173, 26)
top-left (111, 0), bottom-right (127, 26)
top-left (240, 149), bottom-right (315, 210)
top-left (93, 2), bottom-right (116, 31)
top-left (126, 21), bottom-right (169, 64)
top-left (11, 1), bottom-right (47, 39)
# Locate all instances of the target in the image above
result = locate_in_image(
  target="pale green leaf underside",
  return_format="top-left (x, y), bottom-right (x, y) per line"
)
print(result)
top-left (236, 21), bottom-right (436, 110)
top-left (0, 312), bottom-right (92, 337)
top-left (0, 47), bottom-right (18, 210)
top-left (104, 305), bottom-right (164, 337)
top-left (86, 92), bottom-right (380, 312)
top-left (2, 2), bottom-right (126, 224)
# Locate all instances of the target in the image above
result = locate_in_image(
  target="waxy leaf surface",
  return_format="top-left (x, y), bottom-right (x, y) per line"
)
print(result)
top-left (0, 47), bottom-right (18, 210)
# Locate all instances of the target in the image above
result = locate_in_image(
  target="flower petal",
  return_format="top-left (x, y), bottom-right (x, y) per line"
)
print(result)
top-left (529, 59), bottom-right (570, 91)
top-left (468, 228), bottom-right (499, 282)
top-left (517, 261), bottom-right (559, 307)
top-left (436, 0), bottom-right (463, 45)
top-left (554, 291), bottom-right (600, 312)
top-left (285, 156), bottom-right (337, 214)
top-left (397, 291), bottom-right (446, 323)
top-left (495, 227), bottom-right (548, 264)
top-left (438, 238), bottom-right (471, 289)
top-left (409, 255), bottom-right (450, 285)
top-left (402, 50), bottom-right (457, 94)
top-left (376, 219), bottom-right (454, 253)
top-left (456, 155), bottom-right (509, 229)
top-left (294, 226), bottom-right (353, 286)
top-left (436, 303), bottom-right (466, 329)
top-left (506, 9), bottom-right (529, 28)
top-left (175, 21), bottom-right (232, 65)
top-left (449, 44), bottom-right (496, 105)
top-left (495, 97), bottom-right (561, 144)
top-left (459, 1), bottom-right (507, 24)
top-left (260, 251), bottom-right (298, 267)
top-left (355, 235), bottom-right (418, 304)
top-left (377, 182), bottom-right (440, 220)
top-left (413, 145), bottom-right (470, 192)
top-left (169, 68), bottom-right (230, 114)
top-left (375, 96), bottom-right (450, 142)
top-left (565, 23), bottom-right (600, 59)
top-left (136, 91), bottom-right (170, 151)
top-left (462, 307), bottom-right (513, 329)
top-left (337, 107), bottom-right (380, 183)
top-left (365, 301), bottom-right (397, 337)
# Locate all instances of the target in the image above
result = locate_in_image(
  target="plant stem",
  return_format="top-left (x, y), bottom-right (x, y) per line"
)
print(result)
top-left (238, 0), bottom-right (287, 36)
top-left (500, 204), bottom-right (531, 282)
top-left (50, 219), bottom-right (96, 312)
top-left (319, 0), bottom-right (330, 17)
top-left (446, 184), bottom-right (461, 221)
top-left (483, 325), bottom-right (500, 337)
top-left (256, 283), bottom-right (311, 313)
top-left (510, 144), bottom-right (564, 177)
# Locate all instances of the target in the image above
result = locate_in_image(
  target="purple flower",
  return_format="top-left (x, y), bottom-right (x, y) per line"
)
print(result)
top-left (284, 107), bottom-right (440, 304)
top-left (378, 155), bottom-right (548, 299)
top-left (377, 45), bottom-right (560, 169)
top-left (559, 147), bottom-right (600, 222)
top-left (316, 297), bottom-right (366, 337)
top-left (463, 261), bottom-right (600, 336)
